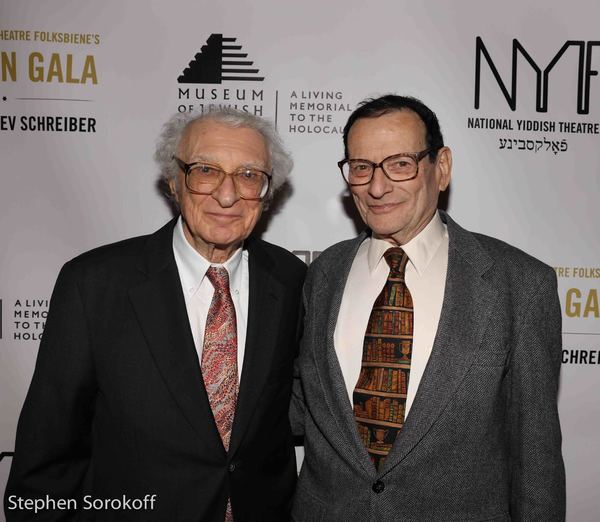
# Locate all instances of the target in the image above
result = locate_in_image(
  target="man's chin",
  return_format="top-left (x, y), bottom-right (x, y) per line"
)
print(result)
top-left (370, 230), bottom-right (402, 245)
top-left (368, 219), bottom-right (405, 239)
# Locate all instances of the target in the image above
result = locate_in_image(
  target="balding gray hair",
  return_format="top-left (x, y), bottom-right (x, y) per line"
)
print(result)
top-left (154, 108), bottom-right (293, 203)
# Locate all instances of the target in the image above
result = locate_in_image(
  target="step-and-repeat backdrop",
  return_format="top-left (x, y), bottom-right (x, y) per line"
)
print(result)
top-left (1, 1), bottom-right (598, 520)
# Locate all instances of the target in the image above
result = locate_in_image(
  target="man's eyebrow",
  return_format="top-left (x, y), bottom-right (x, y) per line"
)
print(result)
top-left (188, 155), bottom-right (269, 170)
top-left (187, 154), bottom-right (219, 164)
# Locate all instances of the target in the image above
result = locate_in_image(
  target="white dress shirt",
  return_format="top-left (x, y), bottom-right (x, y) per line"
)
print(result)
top-left (334, 211), bottom-right (449, 417)
top-left (172, 217), bottom-right (249, 381)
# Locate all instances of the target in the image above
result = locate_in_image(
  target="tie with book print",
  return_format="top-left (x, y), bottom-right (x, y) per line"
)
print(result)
top-left (202, 266), bottom-right (238, 522)
top-left (353, 247), bottom-right (413, 471)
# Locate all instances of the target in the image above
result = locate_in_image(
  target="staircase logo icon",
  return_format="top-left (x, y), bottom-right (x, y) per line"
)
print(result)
top-left (0, 452), bottom-right (14, 462)
top-left (178, 34), bottom-right (265, 84)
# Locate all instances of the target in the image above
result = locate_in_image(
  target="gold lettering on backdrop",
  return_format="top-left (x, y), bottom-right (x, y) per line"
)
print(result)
top-left (47, 53), bottom-right (64, 82)
top-left (1, 51), bottom-right (17, 81)
top-left (81, 55), bottom-right (97, 84)
top-left (29, 52), bottom-right (44, 82)
top-left (566, 288), bottom-right (600, 318)
top-left (554, 267), bottom-right (600, 279)
top-left (27, 52), bottom-right (97, 84)
top-left (554, 267), bottom-right (571, 278)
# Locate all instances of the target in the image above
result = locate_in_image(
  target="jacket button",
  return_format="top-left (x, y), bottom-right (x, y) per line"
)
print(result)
top-left (372, 480), bottom-right (385, 494)
top-left (228, 463), bottom-right (236, 472)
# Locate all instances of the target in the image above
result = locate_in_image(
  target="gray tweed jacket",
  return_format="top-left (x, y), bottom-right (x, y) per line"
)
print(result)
top-left (291, 211), bottom-right (565, 522)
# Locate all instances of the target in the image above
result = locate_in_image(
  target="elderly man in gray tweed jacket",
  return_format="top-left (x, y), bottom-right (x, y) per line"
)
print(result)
top-left (291, 94), bottom-right (565, 522)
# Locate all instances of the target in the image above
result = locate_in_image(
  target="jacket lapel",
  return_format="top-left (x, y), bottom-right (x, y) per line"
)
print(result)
top-left (311, 233), bottom-right (377, 476)
top-left (381, 212), bottom-right (498, 474)
top-left (228, 238), bottom-right (284, 457)
top-left (128, 219), bottom-right (224, 456)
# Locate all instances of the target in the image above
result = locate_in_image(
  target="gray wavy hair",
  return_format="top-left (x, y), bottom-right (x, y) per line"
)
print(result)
top-left (154, 108), bottom-right (293, 203)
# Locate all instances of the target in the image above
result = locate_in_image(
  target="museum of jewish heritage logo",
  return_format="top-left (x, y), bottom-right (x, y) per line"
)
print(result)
top-left (178, 34), bottom-right (264, 84)
top-left (0, 451), bottom-right (14, 462)
top-left (173, 33), bottom-right (354, 137)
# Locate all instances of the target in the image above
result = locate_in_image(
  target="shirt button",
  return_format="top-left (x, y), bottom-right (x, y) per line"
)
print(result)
top-left (372, 480), bottom-right (385, 494)
top-left (228, 463), bottom-right (236, 472)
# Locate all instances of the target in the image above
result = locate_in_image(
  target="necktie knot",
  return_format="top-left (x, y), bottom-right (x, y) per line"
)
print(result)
top-left (206, 266), bottom-right (230, 293)
top-left (383, 247), bottom-right (407, 276)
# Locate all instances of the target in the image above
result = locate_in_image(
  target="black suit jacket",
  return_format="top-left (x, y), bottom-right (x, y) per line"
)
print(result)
top-left (5, 218), bottom-right (306, 521)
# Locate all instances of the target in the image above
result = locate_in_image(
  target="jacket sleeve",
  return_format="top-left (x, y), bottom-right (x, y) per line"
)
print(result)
top-left (4, 260), bottom-right (97, 520)
top-left (289, 280), bottom-right (309, 439)
top-left (509, 268), bottom-right (566, 521)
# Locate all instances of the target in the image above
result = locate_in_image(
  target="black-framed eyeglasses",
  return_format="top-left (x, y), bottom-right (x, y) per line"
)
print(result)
top-left (338, 148), bottom-right (438, 186)
top-left (173, 156), bottom-right (272, 201)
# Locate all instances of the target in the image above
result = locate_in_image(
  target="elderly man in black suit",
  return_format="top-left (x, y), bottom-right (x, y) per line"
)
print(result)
top-left (5, 108), bottom-right (306, 521)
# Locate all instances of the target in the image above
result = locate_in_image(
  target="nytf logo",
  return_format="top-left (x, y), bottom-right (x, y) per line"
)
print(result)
top-left (474, 37), bottom-right (599, 114)
top-left (178, 34), bottom-right (264, 84)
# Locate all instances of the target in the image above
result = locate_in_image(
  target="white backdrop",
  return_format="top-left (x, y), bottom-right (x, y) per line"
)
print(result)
top-left (1, 1), bottom-right (599, 520)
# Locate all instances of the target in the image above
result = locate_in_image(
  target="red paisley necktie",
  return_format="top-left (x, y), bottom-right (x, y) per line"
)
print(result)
top-left (202, 266), bottom-right (238, 521)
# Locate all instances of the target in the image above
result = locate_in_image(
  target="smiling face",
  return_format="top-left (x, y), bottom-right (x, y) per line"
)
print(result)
top-left (169, 118), bottom-right (269, 263)
top-left (347, 109), bottom-right (452, 245)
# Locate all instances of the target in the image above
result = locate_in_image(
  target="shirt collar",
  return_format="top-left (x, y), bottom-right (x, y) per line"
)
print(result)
top-left (367, 211), bottom-right (446, 276)
top-left (172, 216), bottom-right (243, 295)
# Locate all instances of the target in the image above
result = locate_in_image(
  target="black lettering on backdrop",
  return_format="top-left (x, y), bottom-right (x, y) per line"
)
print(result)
top-left (475, 37), bottom-right (599, 114)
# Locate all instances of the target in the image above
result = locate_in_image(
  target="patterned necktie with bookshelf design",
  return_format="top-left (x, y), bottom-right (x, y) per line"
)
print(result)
top-left (353, 247), bottom-right (413, 471)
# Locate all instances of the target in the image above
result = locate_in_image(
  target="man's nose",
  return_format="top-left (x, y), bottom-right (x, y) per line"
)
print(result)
top-left (211, 174), bottom-right (239, 207)
top-left (368, 166), bottom-right (392, 198)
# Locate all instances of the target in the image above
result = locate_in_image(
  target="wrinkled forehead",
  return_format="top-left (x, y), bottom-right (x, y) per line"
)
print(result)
top-left (177, 118), bottom-right (269, 164)
top-left (176, 118), bottom-right (223, 152)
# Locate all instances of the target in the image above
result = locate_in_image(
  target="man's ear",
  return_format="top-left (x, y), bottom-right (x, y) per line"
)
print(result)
top-left (436, 146), bottom-right (452, 191)
top-left (168, 178), bottom-right (179, 203)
